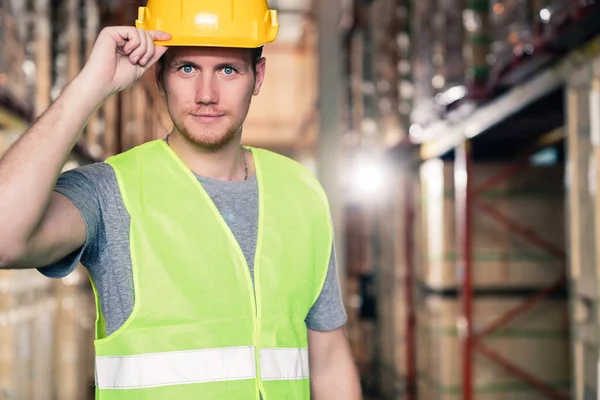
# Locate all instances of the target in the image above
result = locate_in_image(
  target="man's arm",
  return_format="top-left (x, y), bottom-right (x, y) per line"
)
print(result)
top-left (0, 27), bottom-right (169, 269)
top-left (305, 242), bottom-right (361, 398)
top-left (308, 327), bottom-right (362, 399)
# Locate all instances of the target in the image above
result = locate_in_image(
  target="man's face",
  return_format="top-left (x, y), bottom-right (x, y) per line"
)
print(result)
top-left (158, 46), bottom-right (265, 151)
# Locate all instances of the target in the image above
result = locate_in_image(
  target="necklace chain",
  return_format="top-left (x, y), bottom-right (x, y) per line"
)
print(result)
top-left (165, 134), bottom-right (248, 181)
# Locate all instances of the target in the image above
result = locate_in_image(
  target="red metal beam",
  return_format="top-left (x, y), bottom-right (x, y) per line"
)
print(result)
top-left (475, 200), bottom-right (566, 263)
top-left (455, 143), bottom-right (473, 400)
top-left (465, 147), bottom-right (568, 400)
top-left (474, 276), bottom-right (566, 341)
top-left (472, 162), bottom-right (530, 197)
top-left (476, 343), bottom-right (569, 400)
top-left (404, 177), bottom-right (416, 400)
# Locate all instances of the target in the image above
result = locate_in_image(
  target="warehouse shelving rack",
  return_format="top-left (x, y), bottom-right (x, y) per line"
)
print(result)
top-left (410, 21), bottom-right (600, 400)
top-left (453, 141), bottom-right (569, 400)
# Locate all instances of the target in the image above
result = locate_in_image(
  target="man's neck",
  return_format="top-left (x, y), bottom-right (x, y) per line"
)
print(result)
top-left (165, 131), bottom-right (251, 182)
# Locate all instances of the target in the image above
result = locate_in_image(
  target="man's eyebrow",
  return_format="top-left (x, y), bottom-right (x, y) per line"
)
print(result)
top-left (169, 59), bottom-right (201, 69)
top-left (169, 59), bottom-right (249, 71)
top-left (215, 61), bottom-right (249, 71)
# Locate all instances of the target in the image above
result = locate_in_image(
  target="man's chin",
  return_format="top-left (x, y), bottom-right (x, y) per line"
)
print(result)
top-left (182, 130), bottom-right (238, 151)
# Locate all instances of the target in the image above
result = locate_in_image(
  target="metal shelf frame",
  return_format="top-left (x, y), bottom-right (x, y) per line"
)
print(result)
top-left (454, 145), bottom-right (568, 400)
top-left (415, 34), bottom-right (600, 160)
top-left (403, 176), bottom-right (417, 400)
top-left (409, 26), bottom-right (598, 400)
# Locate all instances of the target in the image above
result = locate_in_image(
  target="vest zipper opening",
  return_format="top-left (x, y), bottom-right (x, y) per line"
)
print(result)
top-left (161, 141), bottom-right (266, 400)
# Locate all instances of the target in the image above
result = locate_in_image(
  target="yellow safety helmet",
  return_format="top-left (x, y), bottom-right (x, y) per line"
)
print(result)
top-left (135, 0), bottom-right (279, 48)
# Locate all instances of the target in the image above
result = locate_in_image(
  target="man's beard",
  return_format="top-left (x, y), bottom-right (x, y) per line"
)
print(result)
top-left (174, 121), bottom-right (243, 152)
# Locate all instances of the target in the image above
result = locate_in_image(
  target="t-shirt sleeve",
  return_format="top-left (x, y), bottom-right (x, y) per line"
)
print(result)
top-left (37, 163), bottom-right (110, 279)
top-left (305, 243), bottom-right (348, 331)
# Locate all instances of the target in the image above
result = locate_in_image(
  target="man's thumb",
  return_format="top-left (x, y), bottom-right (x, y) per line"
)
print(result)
top-left (149, 30), bottom-right (172, 42)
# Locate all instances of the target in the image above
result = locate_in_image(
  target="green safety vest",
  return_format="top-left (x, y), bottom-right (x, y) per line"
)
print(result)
top-left (90, 139), bottom-right (333, 399)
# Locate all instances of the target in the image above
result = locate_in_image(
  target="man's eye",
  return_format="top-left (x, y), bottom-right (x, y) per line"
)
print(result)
top-left (223, 67), bottom-right (235, 75)
top-left (181, 65), bottom-right (194, 74)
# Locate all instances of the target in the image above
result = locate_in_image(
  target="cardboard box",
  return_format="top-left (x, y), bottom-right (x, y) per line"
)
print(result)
top-left (53, 266), bottom-right (96, 400)
top-left (376, 172), bottom-right (421, 398)
top-left (419, 159), bottom-right (565, 290)
top-left (30, 298), bottom-right (56, 400)
top-left (0, 269), bottom-right (55, 400)
top-left (419, 296), bottom-right (570, 399)
top-left (566, 63), bottom-right (600, 400)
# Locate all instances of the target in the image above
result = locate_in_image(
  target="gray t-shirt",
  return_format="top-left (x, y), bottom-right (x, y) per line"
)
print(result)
top-left (38, 162), bottom-right (347, 336)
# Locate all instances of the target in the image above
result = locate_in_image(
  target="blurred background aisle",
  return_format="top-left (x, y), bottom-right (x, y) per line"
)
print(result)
top-left (1, 0), bottom-right (600, 399)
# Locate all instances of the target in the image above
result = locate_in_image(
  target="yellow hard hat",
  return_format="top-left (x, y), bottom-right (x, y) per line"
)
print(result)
top-left (135, 0), bottom-right (279, 48)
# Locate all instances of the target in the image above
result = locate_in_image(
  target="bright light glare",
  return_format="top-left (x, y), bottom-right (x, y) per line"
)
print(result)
top-left (351, 159), bottom-right (387, 200)
top-left (435, 85), bottom-right (467, 106)
top-left (539, 8), bottom-right (551, 23)
top-left (354, 165), bottom-right (383, 192)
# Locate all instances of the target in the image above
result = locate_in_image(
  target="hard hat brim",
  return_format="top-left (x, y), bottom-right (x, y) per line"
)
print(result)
top-left (153, 36), bottom-right (276, 48)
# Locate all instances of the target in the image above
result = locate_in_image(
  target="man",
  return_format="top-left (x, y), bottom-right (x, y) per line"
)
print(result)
top-left (0, 0), bottom-right (362, 399)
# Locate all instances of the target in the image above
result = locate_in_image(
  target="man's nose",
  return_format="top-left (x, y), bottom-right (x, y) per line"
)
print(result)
top-left (195, 73), bottom-right (218, 105)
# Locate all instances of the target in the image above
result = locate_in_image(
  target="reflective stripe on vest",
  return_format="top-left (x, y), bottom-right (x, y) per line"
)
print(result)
top-left (95, 140), bottom-right (332, 400)
top-left (96, 346), bottom-right (256, 389)
top-left (260, 348), bottom-right (310, 381)
top-left (95, 347), bottom-right (310, 389)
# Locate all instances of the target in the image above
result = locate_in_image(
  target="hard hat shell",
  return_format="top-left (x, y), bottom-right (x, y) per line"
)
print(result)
top-left (136, 0), bottom-right (279, 48)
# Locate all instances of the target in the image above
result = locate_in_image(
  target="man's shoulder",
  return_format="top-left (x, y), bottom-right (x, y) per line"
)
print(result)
top-left (56, 162), bottom-right (122, 206)
top-left (59, 161), bottom-right (117, 186)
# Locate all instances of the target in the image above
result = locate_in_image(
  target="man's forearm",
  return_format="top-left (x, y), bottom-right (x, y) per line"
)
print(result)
top-left (0, 74), bottom-right (104, 256)
top-left (310, 343), bottom-right (362, 399)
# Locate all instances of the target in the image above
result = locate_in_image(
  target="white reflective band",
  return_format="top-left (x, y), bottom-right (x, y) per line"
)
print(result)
top-left (260, 348), bottom-right (310, 380)
top-left (95, 346), bottom-right (256, 389)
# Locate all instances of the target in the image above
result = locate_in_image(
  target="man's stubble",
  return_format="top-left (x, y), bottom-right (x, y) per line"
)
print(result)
top-left (174, 119), bottom-right (243, 152)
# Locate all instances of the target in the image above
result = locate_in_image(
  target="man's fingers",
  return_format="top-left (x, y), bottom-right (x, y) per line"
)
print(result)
top-left (149, 30), bottom-right (172, 42)
top-left (123, 28), bottom-right (141, 55)
top-left (138, 31), bottom-right (156, 66)
top-left (130, 28), bottom-right (148, 64)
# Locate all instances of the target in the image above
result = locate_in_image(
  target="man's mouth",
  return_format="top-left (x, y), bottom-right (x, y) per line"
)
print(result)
top-left (191, 113), bottom-right (225, 123)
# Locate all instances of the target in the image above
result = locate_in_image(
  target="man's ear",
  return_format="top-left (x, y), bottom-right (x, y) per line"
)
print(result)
top-left (253, 57), bottom-right (267, 96)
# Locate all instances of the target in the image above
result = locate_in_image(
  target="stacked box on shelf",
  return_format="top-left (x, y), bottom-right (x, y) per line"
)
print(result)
top-left (417, 158), bottom-right (570, 399)
top-left (411, 177), bottom-right (429, 400)
top-left (415, 298), bottom-right (430, 400)
top-left (565, 56), bottom-right (600, 399)
top-left (377, 257), bottom-right (407, 398)
top-left (422, 296), bottom-right (570, 399)
top-left (377, 226), bottom-right (395, 397)
top-left (377, 174), bottom-right (413, 399)
top-left (344, 205), bottom-right (375, 371)
top-left (419, 159), bottom-right (565, 290)
top-left (0, 270), bottom-right (55, 400)
top-left (53, 264), bottom-right (96, 400)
